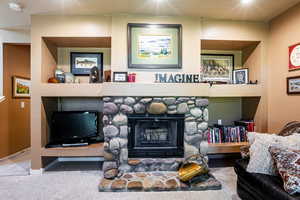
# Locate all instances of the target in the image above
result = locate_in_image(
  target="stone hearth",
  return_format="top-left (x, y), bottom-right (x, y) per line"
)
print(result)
top-left (99, 172), bottom-right (221, 192)
top-left (102, 96), bottom-right (209, 179)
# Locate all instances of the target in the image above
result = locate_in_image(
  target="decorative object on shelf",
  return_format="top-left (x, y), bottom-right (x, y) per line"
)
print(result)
top-left (201, 54), bottom-right (234, 83)
top-left (74, 78), bottom-right (80, 84)
top-left (233, 69), bottom-right (249, 84)
top-left (64, 72), bottom-right (75, 83)
top-left (71, 52), bottom-right (103, 77)
top-left (89, 66), bottom-right (101, 83)
top-left (12, 76), bottom-right (30, 98)
top-left (128, 23), bottom-right (182, 69)
top-left (104, 70), bottom-right (111, 82)
top-left (287, 76), bottom-right (300, 94)
top-left (178, 154), bottom-right (209, 182)
top-left (113, 72), bottom-right (128, 82)
top-left (48, 77), bottom-right (59, 83)
top-left (154, 73), bottom-right (201, 83)
top-left (55, 68), bottom-right (65, 83)
top-left (128, 73), bottom-right (136, 82)
top-left (289, 43), bottom-right (300, 71)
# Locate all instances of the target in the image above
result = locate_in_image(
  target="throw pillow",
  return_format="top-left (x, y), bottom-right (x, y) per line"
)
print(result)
top-left (246, 133), bottom-right (300, 175)
top-left (269, 146), bottom-right (300, 195)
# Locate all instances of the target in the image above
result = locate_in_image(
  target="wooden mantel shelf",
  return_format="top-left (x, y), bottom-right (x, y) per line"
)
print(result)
top-left (40, 83), bottom-right (262, 97)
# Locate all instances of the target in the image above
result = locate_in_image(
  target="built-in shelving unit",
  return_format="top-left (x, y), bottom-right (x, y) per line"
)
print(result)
top-left (41, 143), bottom-right (104, 157)
top-left (207, 142), bottom-right (249, 154)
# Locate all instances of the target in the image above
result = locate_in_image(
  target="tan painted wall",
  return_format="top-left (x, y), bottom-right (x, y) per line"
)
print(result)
top-left (268, 3), bottom-right (300, 133)
top-left (0, 44), bottom-right (31, 158)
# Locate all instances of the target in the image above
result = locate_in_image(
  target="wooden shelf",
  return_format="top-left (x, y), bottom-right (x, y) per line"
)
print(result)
top-left (207, 142), bottom-right (249, 154)
top-left (41, 143), bottom-right (104, 157)
top-left (40, 83), bottom-right (262, 97)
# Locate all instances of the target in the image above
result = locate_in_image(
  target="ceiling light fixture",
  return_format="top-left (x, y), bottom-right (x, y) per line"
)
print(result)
top-left (8, 2), bottom-right (23, 12)
top-left (241, 0), bottom-right (253, 5)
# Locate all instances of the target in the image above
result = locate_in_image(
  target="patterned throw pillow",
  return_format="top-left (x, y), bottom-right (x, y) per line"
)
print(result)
top-left (269, 146), bottom-right (300, 195)
top-left (247, 133), bottom-right (300, 175)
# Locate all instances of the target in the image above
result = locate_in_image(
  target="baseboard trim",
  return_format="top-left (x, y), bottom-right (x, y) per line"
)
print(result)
top-left (30, 168), bottom-right (43, 175)
top-left (0, 148), bottom-right (30, 162)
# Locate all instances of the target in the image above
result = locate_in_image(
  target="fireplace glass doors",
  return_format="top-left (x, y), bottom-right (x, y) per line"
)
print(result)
top-left (128, 114), bottom-right (184, 158)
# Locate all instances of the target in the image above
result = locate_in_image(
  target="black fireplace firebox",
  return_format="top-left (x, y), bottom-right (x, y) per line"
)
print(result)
top-left (128, 114), bottom-right (185, 158)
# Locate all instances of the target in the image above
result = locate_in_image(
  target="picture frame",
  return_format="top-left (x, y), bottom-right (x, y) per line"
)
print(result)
top-left (128, 23), bottom-right (182, 69)
top-left (289, 43), bottom-right (300, 71)
top-left (70, 52), bottom-right (103, 77)
top-left (12, 76), bottom-right (30, 98)
top-left (287, 76), bottom-right (300, 94)
top-left (233, 69), bottom-right (249, 84)
top-left (113, 72), bottom-right (128, 82)
top-left (201, 54), bottom-right (234, 83)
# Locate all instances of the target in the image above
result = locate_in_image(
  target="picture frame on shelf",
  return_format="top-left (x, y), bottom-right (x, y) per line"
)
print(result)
top-left (287, 76), bottom-right (300, 94)
top-left (12, 76), bottom-right (30, 98)
top-left (289, 43), bottom-right (300, 71)
top-left (113, 72), bottom-right (128, 82)
top-left (70, 52), bottom-right (103, 77)
top-left (128, 23), bottom-right (182, 69)
top-left (233, 69), bottom-right (249, 84)
top-left (201, 54), bottom-right (234, 83)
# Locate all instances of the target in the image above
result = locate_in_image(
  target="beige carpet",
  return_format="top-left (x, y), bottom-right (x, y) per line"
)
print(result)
top-left (0, 150), bottom-right (240, 200)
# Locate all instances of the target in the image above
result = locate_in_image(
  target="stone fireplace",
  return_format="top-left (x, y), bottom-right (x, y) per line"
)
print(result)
top-left (128, 114), bottom-right (185, 158)
top-left (102, 96), bottom-right (209, 179)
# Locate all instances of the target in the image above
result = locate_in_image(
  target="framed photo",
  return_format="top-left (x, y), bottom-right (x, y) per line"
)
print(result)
top-left (128, 23), bottom-right (182, 69)
top-left (71, 52), bottom-right (103, 76)
top-left (201, 54), bottom-right (234, 83)
top-left (113, 72), bottom-right (128, 82)
top-left (233, 69), bottom-right (249, 84)
top-left (289, 43), bottom-right (300, 71)
top-left (287, 76), bottom-right (300, 94)
top-left (12, 76), bottom-right (30, 98)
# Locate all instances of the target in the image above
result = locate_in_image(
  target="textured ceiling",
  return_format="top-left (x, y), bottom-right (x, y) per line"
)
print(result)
top-left (0, 0), bottom-right (300, 29)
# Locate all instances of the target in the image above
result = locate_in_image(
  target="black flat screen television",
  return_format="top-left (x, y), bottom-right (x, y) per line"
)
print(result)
top-left (48, 111), bottom-right (99, 146)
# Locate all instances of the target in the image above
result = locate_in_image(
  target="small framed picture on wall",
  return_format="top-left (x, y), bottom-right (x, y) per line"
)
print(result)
top-left (233, 69), bottom-right (249, 84)
top-left (113, 72), bottom-right (128, 82)
top-left (289, 43), bottom-right (300, 71)
top-left (287, 76), bottom-right (300, 94)
top-left (12, 76), bottom-right (31, 98)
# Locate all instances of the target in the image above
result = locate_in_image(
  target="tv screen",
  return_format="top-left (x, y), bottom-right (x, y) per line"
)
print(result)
top-left (50, 111), bottom-right (99, 144)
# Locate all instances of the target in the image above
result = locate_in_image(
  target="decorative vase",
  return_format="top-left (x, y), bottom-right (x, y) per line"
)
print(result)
top-left (55, 68), bottom-right (65, 83)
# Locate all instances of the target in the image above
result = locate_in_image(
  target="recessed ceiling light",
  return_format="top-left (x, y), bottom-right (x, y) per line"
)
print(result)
top-left (241, 0), bottom-right (253, 5)
top-left (8, 2), bottom-right (23, 12)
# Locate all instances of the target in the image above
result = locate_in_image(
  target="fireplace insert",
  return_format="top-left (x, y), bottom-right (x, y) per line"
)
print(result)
top-left (128, 114), bottom-right (184, 158)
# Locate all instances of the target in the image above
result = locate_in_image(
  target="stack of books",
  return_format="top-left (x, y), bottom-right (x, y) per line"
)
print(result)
top-left (234, 120), bottom-right (255, 132)
top-left (207, 125), bottom-right (248, 144)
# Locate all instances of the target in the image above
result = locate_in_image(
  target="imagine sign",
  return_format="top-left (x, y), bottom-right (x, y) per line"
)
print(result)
top-left (155, 73), bottom-right (202, 83)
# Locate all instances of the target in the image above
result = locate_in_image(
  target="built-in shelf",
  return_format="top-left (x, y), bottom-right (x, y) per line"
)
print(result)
top-left (207, 142), bottom-right (249, 154)
top-left (40, 83), bottom-right (262, 97)
top-left (41, 143), bottom-right (104, 157)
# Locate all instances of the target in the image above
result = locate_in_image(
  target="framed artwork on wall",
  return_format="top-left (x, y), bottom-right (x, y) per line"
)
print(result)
top-left (289, 43), bottom-right (300, 71)
top-left (113, 72), bottom-right (128, 82)
top-left (201, 54), bottom-right (234, 83)
top-left (70, 52), bottom-right (103, 76)
top-left (233, 69), bottom-right (249, 84)
top-left (287, 76), bottom-right (300, 94)
top-left (128, 23), bottom-right (182, 69)
top-left (12, 76), bottom-right (31, 98)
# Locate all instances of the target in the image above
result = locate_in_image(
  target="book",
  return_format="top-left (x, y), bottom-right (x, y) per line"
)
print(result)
top-left (207, 125), bottom-right (248, 144)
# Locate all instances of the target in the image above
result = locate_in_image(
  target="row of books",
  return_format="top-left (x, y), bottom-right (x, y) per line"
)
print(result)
top-left (207, 125), bottom-right (248, 144)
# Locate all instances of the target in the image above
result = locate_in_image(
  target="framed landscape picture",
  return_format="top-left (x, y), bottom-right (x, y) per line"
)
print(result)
top-left (289, 43), bottom-right (300, 71)
top-left (201, 54), bottom-right (234, 83)
top-left (71, 52), bottom-right (103, 76)
top-left (128, 23), bottom-right (182, 69)
top-left (12, 76), bottom-right (30, 98)
top-left (287, 76), bottom-right (300, 94)
top-left (233, 69), bottom-right (249, 84)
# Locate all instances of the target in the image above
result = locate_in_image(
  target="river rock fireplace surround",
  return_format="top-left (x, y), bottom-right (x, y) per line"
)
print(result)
top-left (102, 96), bottom-right (209, 179)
